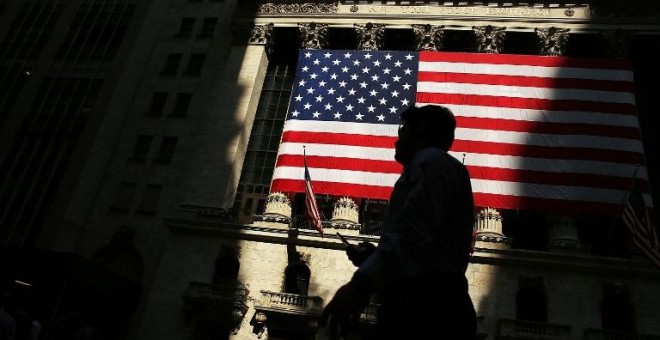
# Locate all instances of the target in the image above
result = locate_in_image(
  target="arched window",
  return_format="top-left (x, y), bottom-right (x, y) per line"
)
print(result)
top-left (283, 262), bottom-right (311, 296)
top-left (601, 283), bottom-right (635, 332)
top-left (516, 276), bottom-right (547, 323)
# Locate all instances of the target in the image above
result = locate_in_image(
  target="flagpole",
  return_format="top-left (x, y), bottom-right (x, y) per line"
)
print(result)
top-left (606, 164), bottom-right (641, 241)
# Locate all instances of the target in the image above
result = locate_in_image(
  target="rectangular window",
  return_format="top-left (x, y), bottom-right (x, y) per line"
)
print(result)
top-left (130, 135), bottom-right (152, 162)
top-left (184, 54), bottom-right (205, 76)
top-left (161, 53), bottom-right (182, 76)
top-left (177, 17), bottom-right (195, 37)
top-left (146, 92), bottom-right (168, 116)
top-left (110, 182), bottom-right (136, 212)
top-left (137, 184), bottom-right (162, 215)
top-left (198, 18), bottom-right (217, 38)
top-left (234, 64), bottom-right (294, 211)
top-left (154, 136), bottom-right (178, 164)
top-left (170, 93), bottom-right (192, 117)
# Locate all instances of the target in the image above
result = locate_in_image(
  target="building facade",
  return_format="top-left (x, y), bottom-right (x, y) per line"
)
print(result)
top-left (1, 0), bottom-right (660, 339)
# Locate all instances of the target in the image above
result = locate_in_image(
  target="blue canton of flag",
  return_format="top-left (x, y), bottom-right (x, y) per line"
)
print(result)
top-left (288, 50), bottom-right (419, 124)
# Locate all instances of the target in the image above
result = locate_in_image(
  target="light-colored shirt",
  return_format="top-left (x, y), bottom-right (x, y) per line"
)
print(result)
top-left (358, 147), bottom-right (474, 289)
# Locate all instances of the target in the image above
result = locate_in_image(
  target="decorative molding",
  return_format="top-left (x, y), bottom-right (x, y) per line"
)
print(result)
top-left (535, 27), bottom-right (570, 56)
top-left (298, 23), bottom-right (329, 50)
top-left (601, 29), bottom-right (633, 59)
top-left (258, 3), bottom-right (337, 14)
top-left (354, 23), bottom-right (386, 51)
top-left (473, 25), bottom-right (507, 54)
top-left (412, 24), bottom-right (445, 51)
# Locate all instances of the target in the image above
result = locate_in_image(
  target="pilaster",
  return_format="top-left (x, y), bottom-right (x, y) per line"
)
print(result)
top-left (183, 24), bottom-right (272, 209)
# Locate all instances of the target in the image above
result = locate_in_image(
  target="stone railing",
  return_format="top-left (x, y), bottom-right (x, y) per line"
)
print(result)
top-left (182, 281), bottom-right (250, 331)
top-left (497, 318), bottom-right (571, 340)
top-left (255, 290), bottom-right (323, 315)
top-left (584, 329), bottom-right (660, 340)
top-left (185, 281), bottom-right (249, 300)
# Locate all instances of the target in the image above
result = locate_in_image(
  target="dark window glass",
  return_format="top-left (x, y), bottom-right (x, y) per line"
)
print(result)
top-left (184, 54), bottom-right (205, 76)
top-left (154, 137), bottom-right (178, 164)
top-left (177, 17), bottom-right (195, 37)
top-left (601, 283), bottom-right (636, 332)
top-left (147, 92), bottom-right (168, 116)
top-left (137, 184), bottom-right (162, 215)
top-left (130, 135), bottom-right (152, 161)
top-left (161, 53), bottom-right (182, 76)
top-left (170, 93), bottom-right (192, 117)
top-left (198, 18), bottom-right (217, 38)
top-left (233, 64), bottom-right (294, 212)
top-left (516, 277), bottom-right (547, 323)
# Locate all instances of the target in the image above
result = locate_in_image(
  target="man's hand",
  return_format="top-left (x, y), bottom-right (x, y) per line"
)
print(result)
top-left (320, 274), bottom-right (373, 336)
top-left (346, 242), bottom-right (376, 267)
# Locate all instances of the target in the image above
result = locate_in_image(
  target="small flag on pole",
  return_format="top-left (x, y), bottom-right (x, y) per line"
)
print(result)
top-left (304, 147), bottom-right (323, 237)
top-left (622, 179), bottom-right (660, 268)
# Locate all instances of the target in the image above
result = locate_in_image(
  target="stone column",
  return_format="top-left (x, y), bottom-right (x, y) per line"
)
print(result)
top-left (474, 207), bottom-right (511, 250)
top-left (298, 22), bottom-right (329, 50)
top-left (354, 23), bottom-right (386, 51)
top-left (252, 192), bottom-right (291, 230)
top-left (328, 197), bottom-right (361, 236)
top-left (535, 27), bottom-right (570, 56)
top-left (547, 214), bottom-right (587, 253)
top-left (412, 24), bottom-right (445, 51)
top-left (473, 25), bottom-right (507, 54)
top-left (182, 24), bottom-right (272, 209)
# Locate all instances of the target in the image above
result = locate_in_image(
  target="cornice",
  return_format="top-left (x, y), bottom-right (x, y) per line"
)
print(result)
top-left (250, 1), bottom-right (660, 30)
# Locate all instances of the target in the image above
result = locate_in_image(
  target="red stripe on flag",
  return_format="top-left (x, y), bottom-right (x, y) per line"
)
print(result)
top-left (456, 117), bottom-right (640, 139)
top-left (452, 140), bottom-right (644, 164)
top-left (417, 93), bottom-right (637, 115)
top-left (419, 51), bottom-right (633, 70)
top-left (467, 166), bottom-right (649, 191)
top-left (472, 193), bottom-right (622, 215)
top-left (282, 131), bottom-right (397, 148)
top-left (272, 179), bottom-right (394, 200)
top-left (277, 155), bottom-right (403, 174)
top-left (417, 71), bottom-right (635, 93)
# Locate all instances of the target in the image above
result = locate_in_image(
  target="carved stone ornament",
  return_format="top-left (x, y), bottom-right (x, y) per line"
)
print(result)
top-left (298, 23), bottom-right (329, 50)
top-left (258, 3), bottom-right (337, 14)
top-left (412, 24), bottom-right (445, 52)
top-left (473, 25), bottom-right (507, 54)
top-left (535, 27), bottom-right (570, 56)
top-left (248, 23), bottom-right (274, 46)
top-left (248, 23), bottom-right (274, 56)
top-left (354, 23), bottom-right (386, 51)
top-left (602, 29), bottom-right (633, 59)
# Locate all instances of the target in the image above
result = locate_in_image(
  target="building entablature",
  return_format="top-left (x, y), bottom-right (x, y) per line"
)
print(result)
top-left (247, 1), bottom-right (660, 33)
top-left (164, 213), bottom-right (660, 279)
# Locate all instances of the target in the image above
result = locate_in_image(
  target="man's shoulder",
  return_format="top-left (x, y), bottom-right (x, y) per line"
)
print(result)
top-left (413, 148), bottom-right (463, 168)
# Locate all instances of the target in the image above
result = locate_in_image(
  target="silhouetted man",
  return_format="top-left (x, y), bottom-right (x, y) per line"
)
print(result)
top-left (321, 105), bottom-right (476, 339)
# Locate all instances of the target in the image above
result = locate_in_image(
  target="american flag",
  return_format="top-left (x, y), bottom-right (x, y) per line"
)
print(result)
top-left (622, 179), bottom-right (660, 267)
top-left (270, 49), bottom-right (653, 215)
top-left (304, 150), bottom-right (323, 237)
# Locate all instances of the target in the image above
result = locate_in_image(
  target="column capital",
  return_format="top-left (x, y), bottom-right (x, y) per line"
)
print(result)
top-left (248, 23), bottom-right (275, 56)
top-left (412, 24), bottom-right (445, 52)
top-left (354, 23), bottom-right (386, 51)
top-left (601, 29), bottom-right (633, 59)
top-left (474, 207), bottom-right (511, 249)
top-left (298, 22), bottom-right (329, 50)
top-left (535, 27), bottom-right (570, 56)
top-left (472, 25), bottom-right (507, 54)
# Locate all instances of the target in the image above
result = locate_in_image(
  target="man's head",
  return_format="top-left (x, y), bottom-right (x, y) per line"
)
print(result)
top-left (394, 105), bottom-right (456, 165)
